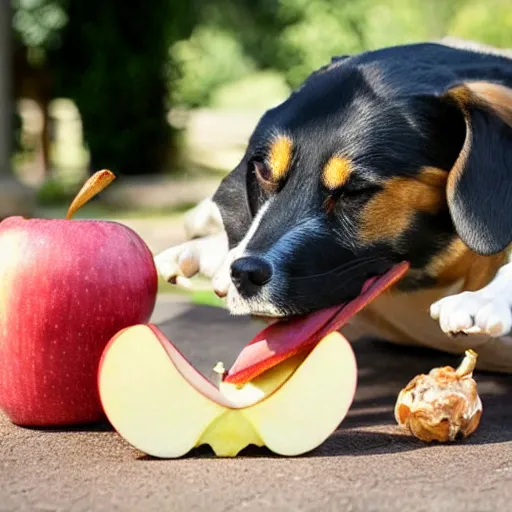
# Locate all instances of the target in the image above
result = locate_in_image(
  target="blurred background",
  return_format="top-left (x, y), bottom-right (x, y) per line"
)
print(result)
top-left (1, 0), bottom-right (511, 299)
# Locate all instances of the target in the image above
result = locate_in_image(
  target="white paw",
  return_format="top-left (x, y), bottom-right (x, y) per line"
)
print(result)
top-left (154, 233), bottom-right (228, 288)
top-left (430, 291), bottom-right (512, 337)
top-left (154, 242), bottom-right (199, 288)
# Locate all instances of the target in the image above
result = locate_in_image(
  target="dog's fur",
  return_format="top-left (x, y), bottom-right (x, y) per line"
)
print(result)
top-left (155, 41), bottom-right (512, 372)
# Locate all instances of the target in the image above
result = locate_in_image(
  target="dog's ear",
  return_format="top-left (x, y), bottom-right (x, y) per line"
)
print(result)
top-left (212, 158), bottom-right (266, 248)
top-left (441, 82), bottom-right (512, 255)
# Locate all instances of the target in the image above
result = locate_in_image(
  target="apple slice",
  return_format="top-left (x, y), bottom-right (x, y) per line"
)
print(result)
top-left (98, 324), bottom-right (357, 458)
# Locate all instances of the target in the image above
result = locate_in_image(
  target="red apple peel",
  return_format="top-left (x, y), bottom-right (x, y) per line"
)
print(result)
top-left (225, 261), bottom-right (410, 384)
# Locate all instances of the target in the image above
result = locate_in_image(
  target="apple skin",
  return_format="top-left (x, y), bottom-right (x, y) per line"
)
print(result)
top-left (0, 216), bottom-right (158, 427)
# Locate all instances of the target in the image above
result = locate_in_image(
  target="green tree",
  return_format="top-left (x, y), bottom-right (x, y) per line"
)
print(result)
top-left (449, 0), bottom-right (512, 47)
top-left (170, 0), bottom-right (512, 109)
top-left (46, 0), bottom-right (198, 176)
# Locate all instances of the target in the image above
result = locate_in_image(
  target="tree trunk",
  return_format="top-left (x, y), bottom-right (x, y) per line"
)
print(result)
top-left (48, 0), bottom-right (194, 178)
top-left (0, 1), bottom-right (34, 219)
top-left (0, 0), bottom-right (11, 179)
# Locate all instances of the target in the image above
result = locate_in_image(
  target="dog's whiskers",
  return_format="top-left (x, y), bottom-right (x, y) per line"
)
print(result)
top-left (288, 256), bottom-right (389, 282)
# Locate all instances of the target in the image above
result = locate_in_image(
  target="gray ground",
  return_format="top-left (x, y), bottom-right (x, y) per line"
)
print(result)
top-left (2, 294), bottom-right (512, 512)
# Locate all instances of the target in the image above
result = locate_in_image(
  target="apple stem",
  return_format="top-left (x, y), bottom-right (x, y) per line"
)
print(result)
top-left (455, 349), bottom-right (478, 378)
top-left (65, 169), bottom-right (116, 219)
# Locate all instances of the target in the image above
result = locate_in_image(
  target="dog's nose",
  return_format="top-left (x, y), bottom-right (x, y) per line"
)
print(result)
top-left (230, 256), bottom-right (272, 295)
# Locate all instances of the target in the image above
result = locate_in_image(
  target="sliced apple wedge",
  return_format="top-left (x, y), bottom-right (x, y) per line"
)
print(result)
top-left (98, 324), bottom-right (357, 458)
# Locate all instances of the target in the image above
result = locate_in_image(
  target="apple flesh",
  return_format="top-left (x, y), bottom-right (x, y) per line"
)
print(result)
top-left (98, 324), bottom-right (357, 458)
top-left (0, 171), bottom-right (158, 426)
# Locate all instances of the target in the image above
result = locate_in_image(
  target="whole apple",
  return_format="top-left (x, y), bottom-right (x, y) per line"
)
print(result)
top-left (0, 171), bottom-right (158, 426)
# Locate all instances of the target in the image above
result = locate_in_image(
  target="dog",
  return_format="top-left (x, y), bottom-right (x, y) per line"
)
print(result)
top-left (155, 40), bottom-right (512, 373)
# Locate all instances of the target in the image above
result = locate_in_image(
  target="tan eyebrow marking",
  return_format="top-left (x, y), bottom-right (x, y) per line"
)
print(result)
top-left (321, 156), bottom-right (353, 190)
top-left (268, 136), bottom-right (293, 181)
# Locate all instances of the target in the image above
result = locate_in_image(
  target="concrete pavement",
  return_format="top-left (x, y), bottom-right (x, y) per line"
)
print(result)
top-left (2, 294), bottom-right (512, 511)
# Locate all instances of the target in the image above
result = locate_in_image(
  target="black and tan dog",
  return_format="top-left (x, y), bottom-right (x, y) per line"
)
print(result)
top-left (156, 40), bottom-right (512, 373)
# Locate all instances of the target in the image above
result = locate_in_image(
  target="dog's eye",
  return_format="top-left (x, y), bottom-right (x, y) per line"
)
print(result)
top-left (253, 160), bottom-right (277, 191)
top-left (342, 178), bottom-right (382, 197)
top-left (253, 160), bottom-right (271, 181)
top-left (342, 184), bottom-right (377, 197)
top-left (323, 181), bottom-right (381, 214)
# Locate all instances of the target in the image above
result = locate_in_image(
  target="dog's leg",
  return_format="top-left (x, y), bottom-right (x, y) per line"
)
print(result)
top-left (154, 197), bottom-right (229, 287)
top-left (430, 261), bottom-right (512, 337)
top-left (182, 197), bottom-right (225, 239)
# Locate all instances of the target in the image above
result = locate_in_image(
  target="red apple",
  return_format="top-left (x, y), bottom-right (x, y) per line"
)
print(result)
top-left (0, 170), bottom-right (158, 426)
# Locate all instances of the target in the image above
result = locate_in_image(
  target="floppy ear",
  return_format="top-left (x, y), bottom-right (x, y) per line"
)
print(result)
top-left (443, 82), bottom-right (512, 256)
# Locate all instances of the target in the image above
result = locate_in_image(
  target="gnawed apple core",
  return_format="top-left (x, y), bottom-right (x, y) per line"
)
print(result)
top-left (225, 261), bottom-right (410, 384)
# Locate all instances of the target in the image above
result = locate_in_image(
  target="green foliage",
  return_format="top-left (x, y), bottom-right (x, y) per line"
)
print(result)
top-left (11, 0), bottom-right (512, 177)
top-left (274, 0), bottom-right (370, 87)
top-left (211, 71), bottom-right (291, 109)
top-left (36, 177), bottom-right (73, 205)
top-left (45, 0), bottom-right (195, 176)
top-left (12, 0), bottom-right (67, 51)
top-left (12, 0), bottom-right (201, 176)
top-left (449, 0), bottom-right (512, 47)
top-left (171, 26), bottom-right (256, 108)
top-left (191, 289), bottom-right (227, 309)
top-left (170, 0), bottom-right (512, 108)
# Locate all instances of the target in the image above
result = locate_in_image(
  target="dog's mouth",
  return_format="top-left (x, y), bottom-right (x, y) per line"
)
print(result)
top-left (223, 261), bottom-right (410, 384)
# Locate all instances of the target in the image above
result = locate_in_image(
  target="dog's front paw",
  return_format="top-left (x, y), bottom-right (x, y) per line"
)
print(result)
top-left (430, 291), bottom-right (512, 337)
top-left (154, 232), bottom-right (228, 287)
top-left (154, 241), bottom-right (199, 288)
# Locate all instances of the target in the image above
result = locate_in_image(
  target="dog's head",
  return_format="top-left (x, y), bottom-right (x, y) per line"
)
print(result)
top-left (212, 44), bottom-right (512, 318)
